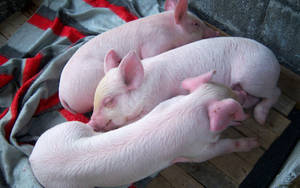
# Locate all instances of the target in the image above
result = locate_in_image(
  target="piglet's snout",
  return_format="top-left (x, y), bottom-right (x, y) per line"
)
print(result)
top-left (87, 116), bottom-right (112, 132)
top-left (87, 119), bottom-right (99, 131)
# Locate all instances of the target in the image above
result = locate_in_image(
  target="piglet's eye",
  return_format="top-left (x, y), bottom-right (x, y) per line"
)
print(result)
top-left (193, 22), bottom-right (200, 26)
top-left (103, 97), bottom-right (115, 108)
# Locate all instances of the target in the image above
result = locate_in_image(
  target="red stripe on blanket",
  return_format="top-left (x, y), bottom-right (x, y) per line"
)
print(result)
top-left (0, 75), bottom-right (14, 88)
top-left (0, 108), bottom-right (9, 120)
top-left (59, 109), bottom-right (89, 123)
top-left (27, 14), bottom-right (85, 43)
top-left (52, 18), bottom-right (86, 43)
top-left (35, 92), bottom-right (60, 115)
top-left (128, 184), bottom-right (137, 188)
top-left (27, 14), bottom-right (53, 30)
top-left (4, 73), bottom-right (39, 141)
top-left (84, 0), bottom-right (138, 22)
top-left (22, 53), bottom-right (43, 84)
top-left (0, 55), bottom-right (9, 65)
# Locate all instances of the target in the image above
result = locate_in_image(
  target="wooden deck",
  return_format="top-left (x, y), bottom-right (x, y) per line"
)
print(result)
top-left (0, 1), bottom-right (299, 187)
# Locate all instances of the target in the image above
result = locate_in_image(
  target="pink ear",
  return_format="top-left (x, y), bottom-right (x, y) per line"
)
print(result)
top-left (181, 70), bottom-right (216, 92)
top-left (119, 51), bottom-right (144, 90)
top-left (174, 0), bottom-right (188, 24)
top-left (165, 0), bottom-right (177, 11)
top-left (208, 98), bottom-right (248, 132)
top-left (104, 49), bottom-right (121, 74)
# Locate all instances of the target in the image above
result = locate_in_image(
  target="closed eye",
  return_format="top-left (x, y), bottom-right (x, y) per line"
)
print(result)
top-left (105, 100), bottom-right (115, 108)
top-left (103, 97), bottom-right (116, 108)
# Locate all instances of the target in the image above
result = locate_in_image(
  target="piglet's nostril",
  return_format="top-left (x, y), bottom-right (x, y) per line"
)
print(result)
top-left (87, 120), bottom-right (100, 131)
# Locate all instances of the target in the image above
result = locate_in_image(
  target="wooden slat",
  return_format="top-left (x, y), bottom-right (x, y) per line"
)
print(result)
top-left (209, 153), bottom-right (253, 184)
top-left (234, 121), bottom-right (275, 150)
top-left (221, 128), bottom-right (265, 166)
top-left (273, 94), bottom-right (296, 116)
top-left (0, 12), bottom-right (28, 39)
top-left (160, 165), bottom-right (205, 188)
top-left (278, 66), bottom-right (300, 105)
top-left (266, 109), bottom-right (291, 135)
top-left (178, 162), bottom-right (238, 188)
top-left (234, 109), bottom-right (291, 150)
top-left (147, 174), bottom-right (174, 188)
top-left (208, 125), bottom-right (265, 185)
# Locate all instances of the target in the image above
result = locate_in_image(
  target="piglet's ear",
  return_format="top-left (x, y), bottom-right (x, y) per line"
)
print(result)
top-left (208, 98), bottom-right (248, 132)
top-left (174, 0), bottom-right (188, 24)
top-left (119, 51), bottom-right (144, 91)
top-left (182, 70), bottom-right (216, 93)
top-left (104, 49), bottom-right (121, 74)
top-left (165, 0), bottom-right (177, 11)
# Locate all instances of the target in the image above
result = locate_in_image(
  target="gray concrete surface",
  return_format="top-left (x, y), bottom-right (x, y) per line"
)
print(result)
top-left (189, 0), bottom-right (300, 74)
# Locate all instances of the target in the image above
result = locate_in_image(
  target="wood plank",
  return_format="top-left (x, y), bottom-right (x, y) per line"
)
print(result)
top-left (0, 12), bottom-right (27, 39)
top-left (208, 112), bottom-right (290, 185)
top-left (273, 94), bottom-right (296, 116)
top-left (147, 174), bottom-right (174, 188)
top-left (178, 162), bottom-right (238, 188)
top-left (160, 165), bottom-right (205, 188)
top-left (266, 109), bottom-right (291, 135)
top-left (234, 109), bottom-right (290, 150)
top-left (207, 128), bottom-right (263, 185)
top-left (278, 66), bottom-right (300, 105)
top-left (221, 128), bottom-right (265, 166)
top-left (208, 127), bottom-right (264, 184)
top-left (234, 120), bottom-right (275, 150)
top-left (209, 153), bottom-right (253, 184)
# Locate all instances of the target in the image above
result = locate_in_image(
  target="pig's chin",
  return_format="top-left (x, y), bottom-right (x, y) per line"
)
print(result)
top-left (101, 120), bottom-right (118, 132)
top-left (101, 110), bottom-right (146, 132)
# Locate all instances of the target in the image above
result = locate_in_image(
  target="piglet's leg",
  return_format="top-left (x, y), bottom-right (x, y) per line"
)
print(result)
top-left (208, 98), bottom-right (248, 132)
top-left (188, 138), bottom-right (259, 163)
top-left (207, 138), bottom-right (259, 158)
top-left (254, 87), bottom-right (281, 125)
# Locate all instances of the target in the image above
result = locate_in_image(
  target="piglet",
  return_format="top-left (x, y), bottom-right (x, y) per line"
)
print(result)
top-left (58, 0), bottom-right (218, 114)
top-left (90, 37), bottom-right (281, 131)
top-left (29, 72), bottom-right (258, 188)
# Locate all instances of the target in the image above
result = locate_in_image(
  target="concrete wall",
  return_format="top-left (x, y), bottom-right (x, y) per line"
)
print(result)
top-left (189, 0), bottom-right (300, 74)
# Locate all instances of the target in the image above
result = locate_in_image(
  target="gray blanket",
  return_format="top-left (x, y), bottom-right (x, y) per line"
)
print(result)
top-left (0, 0), bottom-right (163, 187)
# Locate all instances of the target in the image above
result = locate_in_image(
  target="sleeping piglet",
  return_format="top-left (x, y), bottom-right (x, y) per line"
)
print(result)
top-left (29, 72), bottom-right (258, 188)
top-left (58, 0), bottom-right (218, 114)
top-left (89, 37), bottom-right (281, 131)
